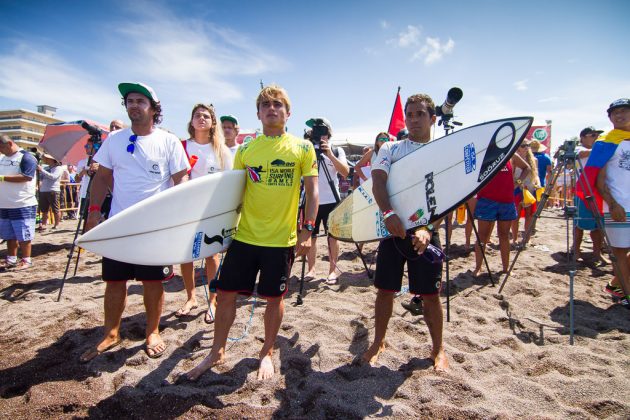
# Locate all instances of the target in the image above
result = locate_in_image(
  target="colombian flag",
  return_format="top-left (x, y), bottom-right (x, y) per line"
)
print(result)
top-left (576, 129), bottom-right (630, 212)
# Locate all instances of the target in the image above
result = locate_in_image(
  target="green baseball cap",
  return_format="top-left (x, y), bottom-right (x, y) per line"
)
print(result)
top-left (220, 115), bottom-right (239, 125)
top-left (118, 82), bottom-right (159, 103)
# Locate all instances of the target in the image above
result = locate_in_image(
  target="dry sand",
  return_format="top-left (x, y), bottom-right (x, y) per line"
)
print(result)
top-left (0, 210), bottom-right (629, 419)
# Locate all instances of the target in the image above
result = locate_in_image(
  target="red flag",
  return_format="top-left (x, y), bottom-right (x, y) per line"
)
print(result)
top-left (388, 89), bottom-right (405, 137)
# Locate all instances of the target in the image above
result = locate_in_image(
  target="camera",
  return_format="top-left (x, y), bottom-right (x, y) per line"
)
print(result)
top-left (81, 121), bottom-right (104, 152)
top-left (305, 117), bottom-right (332, 148)
top-left (554, 139), bottom-right (577, 160)
top-left (435, 87), bottom-right (463, 118)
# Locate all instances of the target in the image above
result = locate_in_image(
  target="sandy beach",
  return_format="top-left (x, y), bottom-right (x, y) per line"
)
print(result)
top-left (0, 209), bottom-right (629, 419)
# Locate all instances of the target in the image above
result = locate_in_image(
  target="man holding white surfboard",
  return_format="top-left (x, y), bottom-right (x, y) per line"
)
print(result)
top-left (184, 85), bottom-right (319, 381)
top-left (361, 93), bottom-right (448, 371)
top-left (79, 82), bottom-right (190, 362)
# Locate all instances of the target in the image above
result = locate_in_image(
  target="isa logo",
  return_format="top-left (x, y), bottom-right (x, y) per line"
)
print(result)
top-left (376, 211), bottom-right (389, 238)
top-left (464, 143), bottom-right (476, 174)
top-left (192, 232), bottom-right (203, 259)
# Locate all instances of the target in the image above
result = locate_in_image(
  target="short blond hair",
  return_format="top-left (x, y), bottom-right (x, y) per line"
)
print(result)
top-left (256, 84), bottom-right (291, 113)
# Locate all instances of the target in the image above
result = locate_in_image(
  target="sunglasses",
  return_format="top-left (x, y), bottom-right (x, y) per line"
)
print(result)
top-left (377, 137), bottom-right (391, 143)
top-left (127, 134), bottom-right (138, 154)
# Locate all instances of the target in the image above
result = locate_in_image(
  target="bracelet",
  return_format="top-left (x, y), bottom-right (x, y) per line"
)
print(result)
top-left (88, 205), bottom-right (101, 213)
top-left (516, 179), bottom-right (523, 185)
top-left (382, 209), bottom-right (396, 220)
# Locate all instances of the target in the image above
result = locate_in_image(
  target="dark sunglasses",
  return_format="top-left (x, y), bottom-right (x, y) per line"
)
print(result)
top-left (127, 134), bottom-right (138, 154)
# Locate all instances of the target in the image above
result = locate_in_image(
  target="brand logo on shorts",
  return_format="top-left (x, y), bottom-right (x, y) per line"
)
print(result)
top-left (435, 281), bottom-right (441, 290)
top-left (279, 276), bottom-right (287, 292)
top-left (163, 267), bottom-right (170, 275)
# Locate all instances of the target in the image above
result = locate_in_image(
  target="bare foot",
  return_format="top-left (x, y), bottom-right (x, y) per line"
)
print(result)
top-left (361, 342), bottom-right (386, 366)
top-left (431, 348), bottom-right (449, 372)
top-left (595, 254), bottom-right (610, 265)
top-left (79, 335), bottom-right (122, 363)
top-left (175, 299), bottom-right (198, 317)
top-left (472, 267), bottom-right (482, 277)
top-left (257, 355), bottom-right (275, 380)
top-left (183, 351), bottom-right (225, 381)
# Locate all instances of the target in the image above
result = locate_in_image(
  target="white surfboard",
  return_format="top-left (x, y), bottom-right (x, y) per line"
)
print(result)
top-left (76, 170), bottom-right (245, 265)
top-left (328, 117), bottom-right (533, 243)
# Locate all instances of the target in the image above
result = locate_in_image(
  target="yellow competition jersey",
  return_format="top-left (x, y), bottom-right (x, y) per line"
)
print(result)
top-left (234, 133), bottom-right (318, 247)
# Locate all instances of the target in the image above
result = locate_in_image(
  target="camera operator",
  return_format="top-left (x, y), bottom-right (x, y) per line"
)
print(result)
top-left (304, 117), bottom-right (349, 285)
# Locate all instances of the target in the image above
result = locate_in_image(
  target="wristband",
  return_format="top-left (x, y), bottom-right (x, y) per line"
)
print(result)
top-left (0, 176), bottom-right (4, 182)
top-left (88, 205), bottom-right (101, 213)
top-left (382, 209), bottom-right (396, 220)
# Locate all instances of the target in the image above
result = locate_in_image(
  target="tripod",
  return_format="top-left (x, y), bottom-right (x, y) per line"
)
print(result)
top-left (57, 134), bottom-right (100, 301)
top-left (498, 141), bottom-right (625, 344)
top-left (294, 148), bottom-right (372, 306)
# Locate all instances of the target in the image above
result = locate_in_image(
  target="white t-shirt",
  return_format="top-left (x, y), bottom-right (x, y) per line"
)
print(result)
top-left (317, 147), bottom-right (347, 205)
top-left (94, 127), bottom-right (190, 217)
top-left (0, 149), bottom-right (38, 208)
top-left (603, 140), bottom-right (630, 212)
top-left (372, 139), bottom-right (428, 175)
top-left (184, 139), bottom-right (233, 180)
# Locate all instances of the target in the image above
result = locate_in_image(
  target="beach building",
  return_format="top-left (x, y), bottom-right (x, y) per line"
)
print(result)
top-left (0, 105), bottom-right (63, 149)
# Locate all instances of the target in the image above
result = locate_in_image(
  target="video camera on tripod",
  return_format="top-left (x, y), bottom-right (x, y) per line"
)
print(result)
top-left (305, 117), bottom-right (334, 159)
top-left (81, 121), bottom-right (105, 153)
top-left (436, 87), bottom-right (463, 133)
top-left (554, 139), bottom-right (578, 161)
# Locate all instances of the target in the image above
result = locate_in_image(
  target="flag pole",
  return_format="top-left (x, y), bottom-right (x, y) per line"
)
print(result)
top-left (387, 86), bottom-right (401, 132)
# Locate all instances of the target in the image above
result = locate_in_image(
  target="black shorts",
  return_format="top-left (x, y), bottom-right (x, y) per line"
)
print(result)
top-left (313, 202), bottom-right (337, 237)
top-left (217, 240), bottom-right (294, 298)
top-left (102, 257), bottom-right (174, 282)
top-left (374, 233), bottom-right (443, 295)
top-left (39, 191), bottom-right (60, 213)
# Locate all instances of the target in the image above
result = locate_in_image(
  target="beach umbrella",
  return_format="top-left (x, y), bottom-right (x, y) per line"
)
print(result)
top-left (39, 120), bottom-right (109, 166)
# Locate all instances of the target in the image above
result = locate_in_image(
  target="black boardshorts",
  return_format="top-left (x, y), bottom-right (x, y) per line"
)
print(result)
top-left (217, 240), bottom-right (295, 298)
top-left (374, 232), bottom-right (443, 296)
top-left (102, 257), bottom-right (174, 282)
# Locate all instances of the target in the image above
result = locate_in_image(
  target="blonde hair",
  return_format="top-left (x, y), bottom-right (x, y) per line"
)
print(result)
top-left (187, 104), bottom-right (230, 171)
top-left (256, 84), bottom-right (291, 113)
top-left (523, 147), bottom-right (541, 189)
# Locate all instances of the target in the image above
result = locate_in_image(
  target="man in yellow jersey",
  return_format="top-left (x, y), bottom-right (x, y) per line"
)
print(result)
top-left (184, 85), bottom-right (319, 381)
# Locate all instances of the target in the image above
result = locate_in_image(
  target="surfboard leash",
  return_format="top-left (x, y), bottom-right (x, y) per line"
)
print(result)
top-left (200, 255), bottom-right (257, 343)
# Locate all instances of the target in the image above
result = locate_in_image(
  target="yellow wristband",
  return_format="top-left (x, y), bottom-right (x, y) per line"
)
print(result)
top-left (0, 176), bottom-right (4, 182)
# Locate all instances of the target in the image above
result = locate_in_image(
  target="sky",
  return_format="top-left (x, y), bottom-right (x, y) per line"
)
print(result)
top-left (1, 0), bottom-right (629, 151)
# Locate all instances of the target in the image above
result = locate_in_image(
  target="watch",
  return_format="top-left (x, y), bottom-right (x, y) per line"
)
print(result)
top-left (303, 220), bottom-right (315, 232)
top-left (420, 223), bottom-right (434, 232)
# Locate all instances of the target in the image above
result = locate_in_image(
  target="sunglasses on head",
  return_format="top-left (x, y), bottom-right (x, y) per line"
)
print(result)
top-left (377, 137), bottom-right (391, 142)
top-left (127, 134), bottom-right (138, 154)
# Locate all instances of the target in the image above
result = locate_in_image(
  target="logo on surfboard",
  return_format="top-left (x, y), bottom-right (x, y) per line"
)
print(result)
top-left (464, 143), bottom-right (476, 174)
top-left (477, 122), bottom-right (516, 183)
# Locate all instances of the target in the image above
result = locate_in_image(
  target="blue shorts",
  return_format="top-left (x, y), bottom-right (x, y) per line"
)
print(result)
top-left (0, 206), bottom-right (37, 242)
top-left (575, 197), bottom-right (597, 231)
top-left (474, 198), bottom-right (517, 222)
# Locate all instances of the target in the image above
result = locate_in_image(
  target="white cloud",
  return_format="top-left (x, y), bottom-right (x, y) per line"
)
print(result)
top-left (388, 25), bottom-right (421, 48)
top-left (514, 79), bottom-right (529, 91)
top-left (0, 3), bottom-right (287, 129)
top-left (0, 43), bottom-right (121, 119)
top-left (538, 96), bottom-right (561, 103)
top-left (413, 37), bottom-right (455, 65)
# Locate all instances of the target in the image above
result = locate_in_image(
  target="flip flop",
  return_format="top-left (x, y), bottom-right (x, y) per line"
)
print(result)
top-left (174, 304), bottom-right (198, 317)
top-left (204, 309), bottom-right (215, 324)
top-left (325, 276), bottom-right (338, 285)
top-left (145, 341), bottom-right (168, 359)
top-left (79, 338), bottom-right (122, 363)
